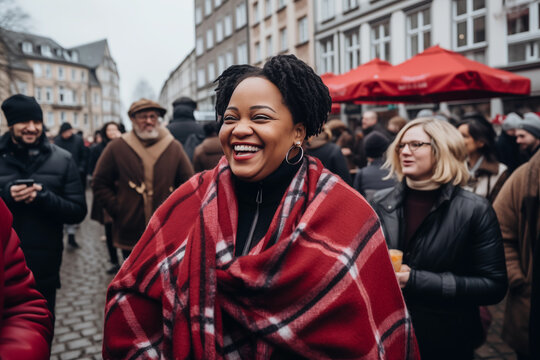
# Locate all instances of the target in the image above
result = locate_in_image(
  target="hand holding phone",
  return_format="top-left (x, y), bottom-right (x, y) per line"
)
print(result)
top-left (13, 179), bottom-right (35, 187)
top-left (11, 179), bottom-right (37, 203)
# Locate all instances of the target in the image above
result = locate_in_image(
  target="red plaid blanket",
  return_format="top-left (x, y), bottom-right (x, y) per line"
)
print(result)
top-left (103, 156), bottom-right (418, 359)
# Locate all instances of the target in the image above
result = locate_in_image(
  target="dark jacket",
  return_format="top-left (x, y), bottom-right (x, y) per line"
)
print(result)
top-left (54, 134), bottom-right (88, 173)
top-left (0, 133), bottom-right (87, 290)
top-left (372, 182), bottom-right (507, 359)
top-left (353, 158), bottom-right (396, 202)
top-left (87, 141), bottom-right (106, 176)
top-left (305, 137), bottom-right (352, 185)
top-left (0, 198), bottom-right (53, 360)
top-left (166, 105), bottom-right (204, 145)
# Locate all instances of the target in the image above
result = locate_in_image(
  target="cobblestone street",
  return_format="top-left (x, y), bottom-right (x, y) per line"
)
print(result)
top-left (49, 194), bottom-right (519, 360)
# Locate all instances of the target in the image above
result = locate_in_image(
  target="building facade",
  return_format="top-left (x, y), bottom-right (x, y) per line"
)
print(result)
top-left (314, 0), bottom-right (540, 119)
top-left (159, 49), bottom-right (197, 124)
top-left (0, 28), bottom-right (120, 136)
top-left (247, 0), bottom-right (315, 67)
top-left (194, 0), bottom-right (250, 112)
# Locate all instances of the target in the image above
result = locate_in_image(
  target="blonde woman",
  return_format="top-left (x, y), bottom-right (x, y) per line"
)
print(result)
top-left (372, 118), bottom-right (507, 360)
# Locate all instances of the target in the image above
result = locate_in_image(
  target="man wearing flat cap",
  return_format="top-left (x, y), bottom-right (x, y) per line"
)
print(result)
top-left (92, 98), bottom-right (193, 259)
top-left (0, 94), bottom-right (87, 316)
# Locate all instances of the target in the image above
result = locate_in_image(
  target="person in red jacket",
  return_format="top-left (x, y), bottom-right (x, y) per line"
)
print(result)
top-left (0, 198), bottom-right (53, 359)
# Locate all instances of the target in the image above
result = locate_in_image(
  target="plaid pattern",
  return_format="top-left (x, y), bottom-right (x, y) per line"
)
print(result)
top-left (103, 156), bottom-right (418, 359)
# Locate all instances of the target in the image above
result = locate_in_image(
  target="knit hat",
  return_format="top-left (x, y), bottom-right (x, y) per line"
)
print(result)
top-left (128, 98), bottom-right (166, 118)
top-left (59, 122), bottom-right (73, 134)
top-left (502, 112), bottom-right (523, 131)
top-left (1, 94), bottom-right (43, 126)
top-left (172, 96), bottom-right (197, 109)
top-left (417, 109), bottom-right (434, 118)
top-left (519, 112), bottom-right (540, 139)
top-left (364, 131), bottom-right (390, 158)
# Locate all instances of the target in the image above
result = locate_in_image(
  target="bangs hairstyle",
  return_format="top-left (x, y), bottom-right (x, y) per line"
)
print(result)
top-left (385, 117), bottom-right (470, 186)
top-left (213, 54), bottom-right (332, 138)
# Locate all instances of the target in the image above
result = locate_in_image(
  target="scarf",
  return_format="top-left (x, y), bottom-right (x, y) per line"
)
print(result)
top-left (103, 156), bottom-right (418, 360)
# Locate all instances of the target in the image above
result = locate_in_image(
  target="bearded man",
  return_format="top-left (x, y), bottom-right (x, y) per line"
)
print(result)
top-left (0, 94), bottom-right (87, 317)
top-left (92, 99), bottom-right (193, 258)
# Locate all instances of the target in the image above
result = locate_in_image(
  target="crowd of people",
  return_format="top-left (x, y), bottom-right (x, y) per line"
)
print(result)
top-left (0, 54), bottom-right (539, 359)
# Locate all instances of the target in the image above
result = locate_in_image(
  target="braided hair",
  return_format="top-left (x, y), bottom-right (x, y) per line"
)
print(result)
top-left (214, 55), bottom-right (331, 138)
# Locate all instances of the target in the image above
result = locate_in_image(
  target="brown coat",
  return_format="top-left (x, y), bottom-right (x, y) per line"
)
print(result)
top-left (493, 150), bottom-right (540, 355)
top-left (92, 132), bottom-right (194, 250)
top-left (192, 136), bottom-right (223, 172)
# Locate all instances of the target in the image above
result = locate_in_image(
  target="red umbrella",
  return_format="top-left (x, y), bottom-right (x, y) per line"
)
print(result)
top-left (368, 45), bottom-right (530, 103)
top-left (322, 59), bottom-right (392, 103)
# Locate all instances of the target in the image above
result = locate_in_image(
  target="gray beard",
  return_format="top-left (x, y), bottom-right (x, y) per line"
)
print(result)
top-left (134, 126), bottom-right (159, 140)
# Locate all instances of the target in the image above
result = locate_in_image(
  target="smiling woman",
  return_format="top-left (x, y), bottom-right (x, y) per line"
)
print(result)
top-left (103, 55), bottom-right (418, 359)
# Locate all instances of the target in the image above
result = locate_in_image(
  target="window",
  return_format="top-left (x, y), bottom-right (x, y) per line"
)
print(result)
top-left (81, 71), bottom-right (85, 81)
top-left (208, 62), bottom-right (216, 82)
top-left (280, 27), bottom-right (288, 52)
top-left (320, 0), bottom-right (335, 22)
top-left (71, 51), bottom-right (78, 62)
top-left (94, 115), bottom-right (99, 128)
top-left (215, 0), bottom-right (222, 7)
top-left (344, 28), bottom-right (360, 71)
top-left (253, 2), bottom-right (261, 24)
top-left (218, 54), bottom-right (226, 75)
top-left (224, 15), bottom-right (233, 36)
top-left (21, 41), bottom-right (32, 54)
top-left (371, 20), bottom-right (391, 61)
top-left (265, 0), bottom-right (272, 17)
top-left (216, 20), bottom-right (224, 43)
top-left (60, 111), bottom-right (66, 123)
top-left (84, 114), bottom-right (88, 126)
top-left (59, 86), bottom-right (66, 103)
top-left (506, 2), bottom-right (540, 64)
top-left (206, 29), bottom-right (214, 49)
top-left (93, 92), bottom-right (100, 105)
top-left (45, 87), bottom-right (53, 103)
top-left (71, 90), bottom-right (77, 104)
top-left (407, 7), bottom-right (431, 57)
top-left (278, 0), bottom-right (286, 10)
top-left (45, 64), bottom-right (52, 79)
top-left (266, 36), bottom-right (273, 58)
top-left (298, 16), bottom-right (308, 44)
top-left (41, 45), bottom-right (51, 57)
top-left (33, 63), bottom-right (42, 77)
top-left (255, 42), bottom-right (262, 62)
top-left (196, 6), bottom-right (203, 24)
top-left (46, 112), bottom-right (54, 127)
top-left (197, 68), bottom-right (206, 87)
top-left (226, 51), bottom-right (234, 67)
top-left (205, 0), bottom-right (212, 16)
top-left (82, 90), bottom-right (87, 105)
top-left (73, 113), bottom-right (78, 126)
top-left (16, 82), bottom-right (27, 95)
top-left (319, 37), bottom-right (335, 73)
top-left (58, 66), bottom-right (65, 80)
top-left (196, 37), bottom-right (204, 56)
top-left (236, 3), bottom-right (247, 28)
top-left (453, 0), bottom-right (486, 49)
top-left (35, 87), bottom-right (42, 101)
top-left (343, 0), bottom-right (358, 12)
top-left (71, 68), bottom-right (77, 81)
top-left (237, 43), bottom-right (248, 64)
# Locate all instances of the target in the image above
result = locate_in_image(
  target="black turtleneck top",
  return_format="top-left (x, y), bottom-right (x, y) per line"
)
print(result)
top-left (233, 156), bottom-right (302, 256)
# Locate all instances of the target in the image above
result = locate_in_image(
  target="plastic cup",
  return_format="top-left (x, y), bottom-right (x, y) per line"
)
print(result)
top-left (389, 249), bottom-right (403, 272)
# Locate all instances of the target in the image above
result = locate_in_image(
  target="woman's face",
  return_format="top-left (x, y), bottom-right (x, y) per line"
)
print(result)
top-left (399, 125), bottom-right (435, 181)
top-left (106, 124), bottom-right (121, 140)
top-left (219, 76), bottom-right (305, 182)
top-left (458, 123), bottom-right (483, 156)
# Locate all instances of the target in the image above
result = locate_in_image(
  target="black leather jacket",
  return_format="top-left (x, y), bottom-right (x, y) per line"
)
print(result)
top-left (372, 182), bottom-right (507, 359)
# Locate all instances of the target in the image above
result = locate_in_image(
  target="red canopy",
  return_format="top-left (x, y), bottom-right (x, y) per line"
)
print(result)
top-left (322, 59), bottom-right (392, 103)
top-left (368, 45), bottom-right (530, 103)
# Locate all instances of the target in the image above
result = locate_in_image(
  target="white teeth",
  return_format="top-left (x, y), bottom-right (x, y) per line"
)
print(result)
top-left (234, 145), bottom-right (260, 152)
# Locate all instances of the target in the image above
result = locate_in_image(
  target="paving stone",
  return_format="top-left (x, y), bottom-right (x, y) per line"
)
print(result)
top-left (51, 343), bottom-right (66, 354)
top-left (56, 332), bottom-right (80, 343)
top-left (59, 350), bottom-right (83, 360)
top-left (81, 327), bottom-right (98, 337)
top-left (67, 338), bottom-right (92, 350)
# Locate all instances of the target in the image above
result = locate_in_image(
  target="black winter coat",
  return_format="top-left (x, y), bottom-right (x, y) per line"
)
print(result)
top-left (166, 105), bottom-right (204, 145)
top-left (54, 134), bottom-right (88, 173)
top-left (372, 182), bottom-right (507, 360)
top-left (0, 133), bottom-right (87, 290)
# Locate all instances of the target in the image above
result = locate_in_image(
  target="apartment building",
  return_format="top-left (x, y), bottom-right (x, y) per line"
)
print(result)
top-left (194, 0), bottom-right (250, 112)
top-left (0, 28), bottom-right (121, 136)
top-left (248, 0), bottom-right (315, 67)
top-left (159, 49), bottom-right (197, 124)
top-left (314, 0), bottom-right (540, 119)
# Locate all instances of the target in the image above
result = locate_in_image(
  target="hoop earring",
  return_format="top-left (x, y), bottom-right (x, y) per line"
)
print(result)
top-left (285, 142), bottom-right (304, 165)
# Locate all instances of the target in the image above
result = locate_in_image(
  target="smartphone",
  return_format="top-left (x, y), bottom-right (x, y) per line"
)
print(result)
top-left (13, 179), bottom-right (35, 187)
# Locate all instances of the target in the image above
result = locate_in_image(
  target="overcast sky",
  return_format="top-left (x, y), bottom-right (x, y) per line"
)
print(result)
top-left (16, 0), bottom-right (195, 117)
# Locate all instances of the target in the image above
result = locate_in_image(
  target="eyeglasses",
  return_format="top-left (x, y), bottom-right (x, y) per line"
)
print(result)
top-left (134, 113), bottom-right (159, 122)
top-left (396, 141), bottom-right (431, 153)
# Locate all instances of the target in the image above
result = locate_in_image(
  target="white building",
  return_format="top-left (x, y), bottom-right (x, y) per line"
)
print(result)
top-left (314, 0), bottom-right (540, 120)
